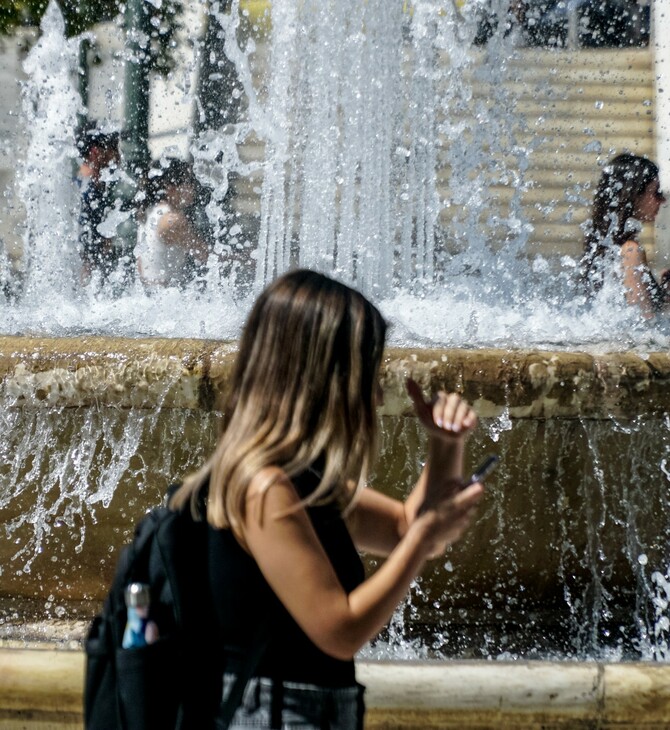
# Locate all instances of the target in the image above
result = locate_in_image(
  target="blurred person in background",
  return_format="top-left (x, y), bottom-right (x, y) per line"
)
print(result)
top-left (77, 126), bottom-right (122, 286)
top-left (136, 158), bottom-right (211, 291)
top-left (580, 153), bottom-right (669, 319)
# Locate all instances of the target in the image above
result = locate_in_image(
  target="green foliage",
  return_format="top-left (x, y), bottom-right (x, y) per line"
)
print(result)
top-left (0, 0), bottom-right (183, 74)
top-left (0, 0), bottom-right (116, 36)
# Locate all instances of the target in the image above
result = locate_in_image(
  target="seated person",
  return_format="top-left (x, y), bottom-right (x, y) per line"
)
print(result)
top-left (136, 159), bottom-right (210, 290)
top-left (580, 153), bottom-right (668, 319)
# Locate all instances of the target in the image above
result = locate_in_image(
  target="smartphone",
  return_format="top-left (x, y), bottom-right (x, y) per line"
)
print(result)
top-left (465, 454), bottom-right (499, 486)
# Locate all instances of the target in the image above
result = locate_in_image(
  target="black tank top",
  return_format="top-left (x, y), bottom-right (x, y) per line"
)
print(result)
top-left (208, 469), bottom-right (365, 686)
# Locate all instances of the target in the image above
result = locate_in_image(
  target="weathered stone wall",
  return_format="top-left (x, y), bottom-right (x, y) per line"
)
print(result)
top-left (2, 336), bottom-right (670, 419)
top-left (1, 337), bottom-right (669, 660)
top-left (3, 650), bottom-right (670, 729)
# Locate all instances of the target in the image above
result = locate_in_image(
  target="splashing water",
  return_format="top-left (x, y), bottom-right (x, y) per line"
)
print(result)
top-left (1, 0), bottom-right (666, 349)
top-left (3, 0), bottom-right (670, 662)
top-left (652, 570), bottom-right (670, 660)
top-left (18, 1), bottom-right (82, 302)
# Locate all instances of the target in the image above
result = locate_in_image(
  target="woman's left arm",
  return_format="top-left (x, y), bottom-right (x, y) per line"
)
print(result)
top-left (347, 379), bottom-right (477, 556)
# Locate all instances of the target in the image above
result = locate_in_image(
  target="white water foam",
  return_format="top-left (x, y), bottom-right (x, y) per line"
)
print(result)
top-left (5, 0), bottom-right (667, 350)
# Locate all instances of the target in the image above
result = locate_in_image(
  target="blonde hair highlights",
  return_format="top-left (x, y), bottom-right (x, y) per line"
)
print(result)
top-left (171, 269), bottom-right (387, 530)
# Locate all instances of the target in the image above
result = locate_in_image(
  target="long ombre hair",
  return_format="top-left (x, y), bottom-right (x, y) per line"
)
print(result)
top-left (171, 269), bottom-right (387, 531)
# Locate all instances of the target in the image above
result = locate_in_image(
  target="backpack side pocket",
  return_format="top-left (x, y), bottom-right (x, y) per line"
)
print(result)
top-left (116, 635), bottom-right (182, 730)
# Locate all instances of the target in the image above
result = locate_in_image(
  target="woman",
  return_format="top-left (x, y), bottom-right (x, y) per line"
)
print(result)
top-left (581, 153), bottom-right (668, 318)
top-left (136, 159), bottom-right (210, 290)
top-left (171, 269), bottom-right (484, 729)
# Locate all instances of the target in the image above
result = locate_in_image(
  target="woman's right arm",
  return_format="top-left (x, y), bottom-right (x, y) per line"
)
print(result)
top-left (346, 383), bottom-right (478, 558)
top-left (239, 467), bottom-right (482, 662)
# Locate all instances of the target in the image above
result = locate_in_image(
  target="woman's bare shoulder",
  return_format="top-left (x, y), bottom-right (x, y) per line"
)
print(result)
top-left (244, 467), bottom-right (307, 522)
top-left (620, 239), bottom-right (646, 265)
top-left (246, 466), bottom-right (293, 499)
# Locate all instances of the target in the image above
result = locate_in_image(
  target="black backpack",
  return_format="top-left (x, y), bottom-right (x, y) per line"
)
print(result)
top-left (84, 486), bottom-right (268, 730)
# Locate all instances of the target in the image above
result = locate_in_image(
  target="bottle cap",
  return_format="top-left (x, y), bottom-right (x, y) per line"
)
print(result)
top-left (124, 582), bottom-right (150, 608)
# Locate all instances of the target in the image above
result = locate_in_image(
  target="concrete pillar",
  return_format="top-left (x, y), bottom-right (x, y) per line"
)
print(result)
top-left (116, 0), bottom-right (152, 286)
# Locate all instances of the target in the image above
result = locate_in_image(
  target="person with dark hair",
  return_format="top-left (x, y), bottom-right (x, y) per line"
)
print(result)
top-left (170, 269), bottom-right (485, 729)
top-left (77, 127), bottom-right (122, 285)
top-left (580, 153), bottom-right (668, 318)
top-left (136, 158), bottom-right (211, 290)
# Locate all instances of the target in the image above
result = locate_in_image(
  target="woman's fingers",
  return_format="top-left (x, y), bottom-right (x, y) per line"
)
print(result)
top-left (440, 483), bottom-right (483, 537)
top-left (406, 378), bottom-right (435, 428)
top-left (406, 379), bottom-right (477, 439)
top-left (421, 482), bottom-right (484, 557)
top-left (432, 392), bottom-right (464, 431)
top-left (419, 480), bottom-right (483, 518)
top-left (452, 481), bottom-right (484, 507)
top-left (418, 478), bottom-right (464, 515)
top-left (453, 398), bottom-right (477, 432)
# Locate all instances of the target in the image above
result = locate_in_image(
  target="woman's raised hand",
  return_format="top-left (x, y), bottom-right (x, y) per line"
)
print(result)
top-left (404, 378), bottom-right (482, 539)
top-left (406, 378), bottom-right (477, 441)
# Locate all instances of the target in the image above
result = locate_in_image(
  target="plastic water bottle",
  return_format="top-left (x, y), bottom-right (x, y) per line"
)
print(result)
top-left (122, 582), bottom-right (158, 648)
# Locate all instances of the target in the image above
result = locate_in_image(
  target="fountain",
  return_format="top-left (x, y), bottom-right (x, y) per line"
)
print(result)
top-left (2, 0), bottom-right (670, 727)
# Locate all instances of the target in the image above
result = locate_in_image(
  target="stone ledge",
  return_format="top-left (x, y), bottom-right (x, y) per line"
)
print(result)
top-left (0, 337), bottom-right (669, 418)
top-left (2, 649), bottom-right (670, 728)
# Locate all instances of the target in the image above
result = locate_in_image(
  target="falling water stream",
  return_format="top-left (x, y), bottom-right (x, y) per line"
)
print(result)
top-left (2, 0), bottom-right (667, 348)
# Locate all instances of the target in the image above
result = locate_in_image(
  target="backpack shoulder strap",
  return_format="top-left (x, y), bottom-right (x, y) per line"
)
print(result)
top-left (217, 620), bottom-right (272, 729)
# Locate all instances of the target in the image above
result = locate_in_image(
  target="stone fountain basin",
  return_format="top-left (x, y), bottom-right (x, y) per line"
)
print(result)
top-left (1, 335), bottom-right (665, 417)
top-left (1, 647), bottom-right (670, 729)
top-left (1, 337), bottom-right (670, 726)
top-left (0, 336), bottom-right (669, 658)
top-left (0, 338), bottom-right (668, 580)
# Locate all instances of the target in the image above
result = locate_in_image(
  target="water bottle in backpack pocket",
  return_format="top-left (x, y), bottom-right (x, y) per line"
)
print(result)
top-left (122, 583), bottom-right (159, 649)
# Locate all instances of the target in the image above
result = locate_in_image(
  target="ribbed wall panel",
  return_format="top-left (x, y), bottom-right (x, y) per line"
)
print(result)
top-left (232, 15), bottom-right (655, 265)
top-left (487, 49), bottom-right (655, 259)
